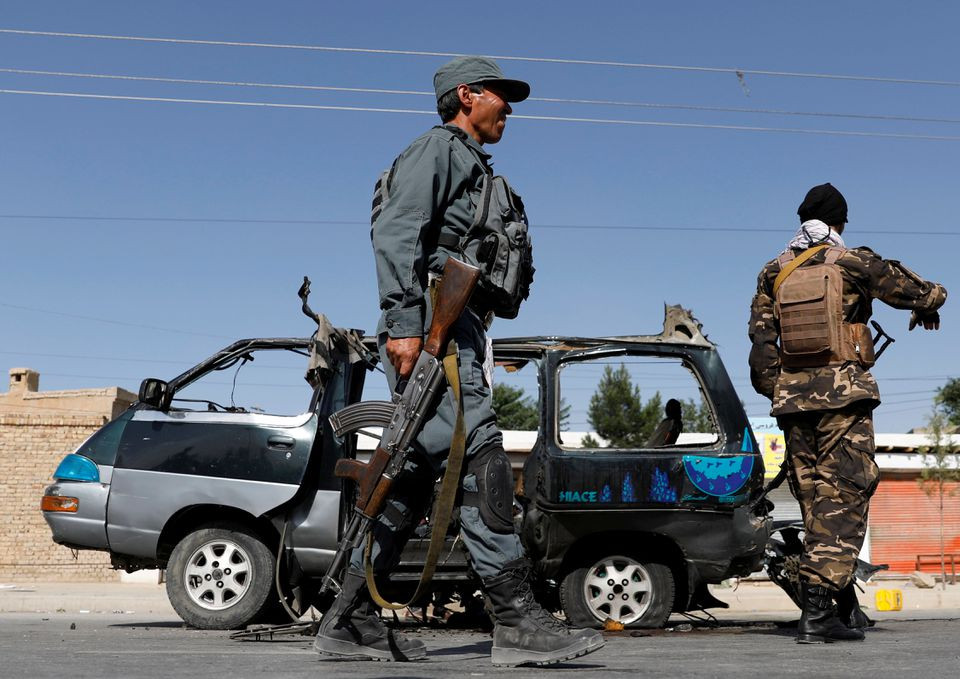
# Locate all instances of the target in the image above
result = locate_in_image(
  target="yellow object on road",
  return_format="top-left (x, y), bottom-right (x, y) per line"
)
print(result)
top-left (875, 589), bottom-right (903, 611)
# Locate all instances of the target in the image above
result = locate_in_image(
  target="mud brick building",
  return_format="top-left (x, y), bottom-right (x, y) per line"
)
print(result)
top-left (0, 368), bottom-right (135, 582)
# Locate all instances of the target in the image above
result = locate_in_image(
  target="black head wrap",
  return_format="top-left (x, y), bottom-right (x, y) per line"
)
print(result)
top-left (797, 183), bottom-right (848, 226)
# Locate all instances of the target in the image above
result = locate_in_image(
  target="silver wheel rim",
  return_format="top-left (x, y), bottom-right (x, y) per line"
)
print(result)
top-left (581, 556), bottom-right (653, 625)
top-left (182, 538), bottom-right (253, 611)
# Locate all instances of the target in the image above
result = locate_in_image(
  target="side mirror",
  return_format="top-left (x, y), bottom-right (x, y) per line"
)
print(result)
top-left (138, 378), bottom-right (169, 410)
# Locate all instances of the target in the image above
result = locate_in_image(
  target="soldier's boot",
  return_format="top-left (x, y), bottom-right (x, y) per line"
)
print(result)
top-left (797, 583), bottom-right (866, 644)
top-left (483, 558), bottom-right (605, 667)
top-left (835, 582), bottom-right (875, 630)
top-left (313, 570), bottom-right (426, 661)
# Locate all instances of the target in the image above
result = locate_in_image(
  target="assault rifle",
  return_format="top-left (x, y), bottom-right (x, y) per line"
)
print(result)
top-left (318, 257), bottom-right (481, 597)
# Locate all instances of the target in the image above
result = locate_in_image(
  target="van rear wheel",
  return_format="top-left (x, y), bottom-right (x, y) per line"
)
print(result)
top-left (560, 554), bottom-right (674, 628)
top-left (166, 524), bottom-right (277, 630)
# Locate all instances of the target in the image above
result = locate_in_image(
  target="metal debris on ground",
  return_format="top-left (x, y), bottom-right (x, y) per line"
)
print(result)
top-left (229, 620), bottom-right (320, 641)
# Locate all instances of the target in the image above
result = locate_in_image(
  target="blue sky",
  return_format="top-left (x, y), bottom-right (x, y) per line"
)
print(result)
top-left (1, 1), bottom-right (957, 432)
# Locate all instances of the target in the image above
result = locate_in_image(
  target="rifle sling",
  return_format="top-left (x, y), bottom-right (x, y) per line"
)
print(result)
top-left (772, 244), bottom-right (829, 297)
top-left (364, 339), bottom-right (468, 610)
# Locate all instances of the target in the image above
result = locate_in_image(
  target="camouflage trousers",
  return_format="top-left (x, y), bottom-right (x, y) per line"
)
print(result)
top-left (778, 403), bottom-right (880, 590)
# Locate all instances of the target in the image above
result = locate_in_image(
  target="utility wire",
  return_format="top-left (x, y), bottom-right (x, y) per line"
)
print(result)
top-left (6, 88), bottom-right (960, 142)
top-left (0, 350), bottom-right (307, 370)
top-left (3, 29), bottom-right (960, 88)
top-left (0, 349), bottom-right (953, 384)
top-left (0, 302), bottom-right (234, 339)
top-left (1, 213), bottom-right (957, 236)
top-left (35, 373), bottom-right (308, 388)
top-left (5, 67), bottom-right (960, 126)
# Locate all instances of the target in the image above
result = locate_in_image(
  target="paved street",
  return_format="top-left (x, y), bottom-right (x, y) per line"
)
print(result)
top-left (3, 611), bottom-right (959, 678)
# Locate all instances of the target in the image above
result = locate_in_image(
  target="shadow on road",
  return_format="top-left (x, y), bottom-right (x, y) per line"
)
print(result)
top-left (425, 640), bottom-right (490, 657)
top-left (108, 620), bottom-right (187, 629)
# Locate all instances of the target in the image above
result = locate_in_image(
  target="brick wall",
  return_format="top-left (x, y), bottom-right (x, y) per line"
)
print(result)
top-left (0, 413), bottom-right (120, 582)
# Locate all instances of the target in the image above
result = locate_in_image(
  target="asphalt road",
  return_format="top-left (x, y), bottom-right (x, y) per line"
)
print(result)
top-left (3, 612), bottom-right (959, 678)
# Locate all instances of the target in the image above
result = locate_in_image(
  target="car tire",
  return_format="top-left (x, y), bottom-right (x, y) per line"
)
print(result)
top-left (560, 554), bottom-right (674, 628)
top-left (165, 524), bottom-right (278, 630)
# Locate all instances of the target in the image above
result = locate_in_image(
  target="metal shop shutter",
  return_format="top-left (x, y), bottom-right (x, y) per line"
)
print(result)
top-left (767, 485), bottom-right (803, 524)
top-left (868, 479), bottom-right (960, 575)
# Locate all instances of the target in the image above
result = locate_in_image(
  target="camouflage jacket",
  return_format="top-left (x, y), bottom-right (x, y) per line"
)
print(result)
top-left (748, 246), bottom-right (947, 416)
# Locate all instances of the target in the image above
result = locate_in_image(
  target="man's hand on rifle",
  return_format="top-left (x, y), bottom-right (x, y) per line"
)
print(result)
top-left (386, 336), bottom-right (424, 379)
top-left (909, 310), bottom-right (941, 331)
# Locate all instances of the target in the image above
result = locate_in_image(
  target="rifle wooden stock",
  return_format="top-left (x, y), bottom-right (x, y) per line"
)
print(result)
top-left (424, 258), bottom-right (481, 357)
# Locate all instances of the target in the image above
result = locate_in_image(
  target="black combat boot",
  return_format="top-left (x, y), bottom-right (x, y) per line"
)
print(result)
top-left (797, 583), bottom-right (866, 644)
top-left (483, 558), bottom-right (605, 667)
top-left (835, 582), bottom-right (875, 630)
top-left (313, 570), bottom-right (426, 661)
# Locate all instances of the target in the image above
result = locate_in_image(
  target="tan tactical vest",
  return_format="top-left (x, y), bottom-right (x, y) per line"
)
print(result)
top-left (773, 245), bottom-right (875, 369)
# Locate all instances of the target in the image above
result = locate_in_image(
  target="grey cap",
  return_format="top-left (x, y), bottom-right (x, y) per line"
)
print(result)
top-left (433, 56), bottom-right (530, 103)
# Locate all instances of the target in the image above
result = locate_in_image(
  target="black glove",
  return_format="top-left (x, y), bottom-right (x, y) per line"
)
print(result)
top-left (909, 310), bottom-right (941, 331)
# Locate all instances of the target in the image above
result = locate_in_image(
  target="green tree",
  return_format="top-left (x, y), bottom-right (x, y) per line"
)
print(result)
top-left (586, 364), bottom-right (662, 448)
top-left (681, 397), bottom-right (715, 434)
top-left (491, 383), bottom-right (539, 430)
top-left (918, 406), bottom-right (960, 590)
top-left (492, 383), bottom-right (569, 430)
top-left (936, 378), bottom-right (960, 427)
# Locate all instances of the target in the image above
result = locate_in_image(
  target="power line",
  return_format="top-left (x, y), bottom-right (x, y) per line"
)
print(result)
top-left (6, 88), bottom-right (960, 142)
top-left (0, 350), bottom-right (306, 370)
top-left (1, 213), bottom-right (958, 236)
top-left (7, 87), bottom-right (960, 143)
top-left (0, 302), bottom-right (234, 339)
top-left (0, 350), bottom-right (192, 365)
top-left (0, 349), bottom-right (953, 385)
top-left (36, 372), bottom-right (309, 388)
top-left (0, 87), bottom-right (433, 116)
top-left (0, 214), bottom-right (358, 226)
top-left (0, 67), bottom-right (430, 97)
top-left (4, 29), bottom-right (960, 88)
top-left (5, 67), bottom-right (960, 126)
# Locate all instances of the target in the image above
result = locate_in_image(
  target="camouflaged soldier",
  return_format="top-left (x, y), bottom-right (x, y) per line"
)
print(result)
top-left (749, 183), bottom-right (946, 644)
top-left (314, 56), bottom-right (603, 666)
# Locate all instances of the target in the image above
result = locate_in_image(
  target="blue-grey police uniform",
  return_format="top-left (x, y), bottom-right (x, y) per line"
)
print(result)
top-left (350, 124), bottom-right (524, 579)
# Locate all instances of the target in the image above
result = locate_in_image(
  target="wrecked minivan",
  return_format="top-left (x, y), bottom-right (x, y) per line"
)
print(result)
top-left (41, 306), bottom-right (771, 629)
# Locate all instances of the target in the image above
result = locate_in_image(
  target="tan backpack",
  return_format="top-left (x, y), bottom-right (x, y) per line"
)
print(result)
top-left (773, 245), bottom-right (875, 369)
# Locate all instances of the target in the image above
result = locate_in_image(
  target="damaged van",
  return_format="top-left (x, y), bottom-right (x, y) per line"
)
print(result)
top-left (41, 305), bottom-right (771, 629)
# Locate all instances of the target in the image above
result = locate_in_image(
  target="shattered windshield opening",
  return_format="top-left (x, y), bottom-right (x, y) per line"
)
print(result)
top-left (171, 347), bottom-right (316, 417)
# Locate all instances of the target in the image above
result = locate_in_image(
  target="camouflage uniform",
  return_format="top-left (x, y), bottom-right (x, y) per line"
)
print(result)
top-left (749, 246), bottom-right (946, 589)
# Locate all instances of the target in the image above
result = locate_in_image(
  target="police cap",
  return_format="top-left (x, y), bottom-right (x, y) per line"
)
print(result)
top-left (433, 56), bottom-right (530, 103)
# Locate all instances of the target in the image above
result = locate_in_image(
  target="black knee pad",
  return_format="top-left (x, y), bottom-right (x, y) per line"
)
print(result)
top-left (463, 445), bottom-right (514, 534)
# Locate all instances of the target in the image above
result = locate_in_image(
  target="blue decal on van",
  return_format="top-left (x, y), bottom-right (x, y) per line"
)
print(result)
top-left (621, 472), bottom-right (635, 502)
top-left (649, 467), bottom-right (678, 503)
top-left (682, 455), bottom-right (753, 497)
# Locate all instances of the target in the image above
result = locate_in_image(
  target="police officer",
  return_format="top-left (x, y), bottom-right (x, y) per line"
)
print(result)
top-left (314, 56), bottom-right (604, 665)
top-left (748, 183), bottom-right (947, 643)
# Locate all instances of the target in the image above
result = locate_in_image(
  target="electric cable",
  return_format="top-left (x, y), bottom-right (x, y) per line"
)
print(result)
top-left (0, 302), bottom-right (234, 339)
top-left (4, 67), bottom-right (960, 125)
top-left (4, 88), bottom-right (960, 142)
top-left (0, 214), bottom-right (957, 236)
top-left (4, 29), bottom-right (960, 88)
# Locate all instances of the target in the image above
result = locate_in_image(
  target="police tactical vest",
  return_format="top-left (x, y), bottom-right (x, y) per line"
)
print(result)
top-left (371, 127), bottom-right (534, 320)
top-left (773, 246), bottom-right (875, 369)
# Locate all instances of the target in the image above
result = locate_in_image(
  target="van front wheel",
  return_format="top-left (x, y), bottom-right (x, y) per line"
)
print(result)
top-left (166, 524), bottom-right (277, 629)
top-left (560, 554), bottom-right (674, 628)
